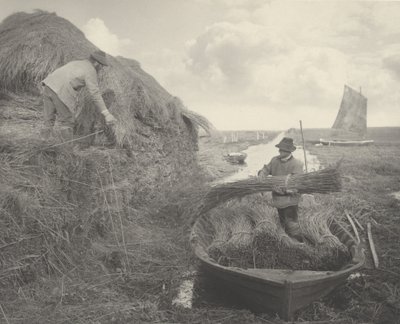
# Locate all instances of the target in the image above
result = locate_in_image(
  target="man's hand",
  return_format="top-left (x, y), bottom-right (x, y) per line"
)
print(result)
top-left (272, 186), bottom-right (286, 195)
top-left (102, 110), bottom-right (117, 126)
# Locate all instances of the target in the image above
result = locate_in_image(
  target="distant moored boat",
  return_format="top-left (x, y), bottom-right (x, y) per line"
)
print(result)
top-left (320, 85), bottom-right (374, 146)
top-left (223, 152), bottom-right (247, 164)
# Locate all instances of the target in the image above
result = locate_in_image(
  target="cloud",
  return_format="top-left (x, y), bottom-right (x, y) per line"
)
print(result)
top-left (82, 18), bottom-right (131, 56)
top-left (184, 19), bottom-right (347, 108)
top-left (185, 21), bottom-right (293, 91)
top-left (127, 1), bottom-right (400, 130)
top-left (172, 1), bottom-right (400, 129)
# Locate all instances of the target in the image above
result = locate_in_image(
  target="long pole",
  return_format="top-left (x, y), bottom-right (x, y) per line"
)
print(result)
top-left (299, 120), bottom-right (308, 173)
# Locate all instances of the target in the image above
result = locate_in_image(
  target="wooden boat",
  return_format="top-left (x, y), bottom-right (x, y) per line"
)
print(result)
top-left (190, 216), bottom-right (365, 321)
top-left (319, 138), bottom-right (374, 146)
top-left (224, 152), bottom-right (247, 164)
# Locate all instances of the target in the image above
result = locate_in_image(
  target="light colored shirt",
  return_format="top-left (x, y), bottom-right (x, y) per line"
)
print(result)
top-left (43, 60), bottom-right (108, 114)
top-left (258, 155), bottom-right (304, 208)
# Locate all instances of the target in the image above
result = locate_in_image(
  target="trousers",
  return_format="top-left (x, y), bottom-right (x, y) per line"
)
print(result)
top-left (42, 85), bottom-right (74, 128)
top-left (277, 205), bottom-right (303, 241)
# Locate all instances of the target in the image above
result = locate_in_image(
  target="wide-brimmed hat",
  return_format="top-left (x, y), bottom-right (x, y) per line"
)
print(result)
top-left (275, 137), bottom-right (296, 152)
top-left (90, 50), bottom-right (108, 66)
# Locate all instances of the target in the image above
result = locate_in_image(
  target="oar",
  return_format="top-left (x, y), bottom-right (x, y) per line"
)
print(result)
top-left (367, 222), bottom-right (379, 269)
top-left (345, 210), bottom-right (360, 243)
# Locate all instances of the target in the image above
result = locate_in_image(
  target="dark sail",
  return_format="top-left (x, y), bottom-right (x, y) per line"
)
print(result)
top-left (331, 85), bottom-right (367, 138)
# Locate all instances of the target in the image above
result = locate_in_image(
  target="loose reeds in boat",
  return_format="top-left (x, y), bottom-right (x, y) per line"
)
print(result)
top-left (200, 167), bottom-right (341, 214)
top-left (312, 235), bottom-right (351, 271)
top-left (207, 207), bottom-right (233, 265)
top-left (275, 233), bottom-right (315, 270)
top-left (224, 207), bottom-right (255, 268)
top-left (246, 202), bottom-right (314, 270)
top-left (205, 192), bottom-right (350, 271)
top-left (298, 198), bottom-right (351, 270)
top-left (248, 202), bottom-right (282, 268)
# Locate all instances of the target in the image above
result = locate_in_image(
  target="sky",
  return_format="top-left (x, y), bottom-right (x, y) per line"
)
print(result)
top-left (1, 0), bottom-right (400, 131)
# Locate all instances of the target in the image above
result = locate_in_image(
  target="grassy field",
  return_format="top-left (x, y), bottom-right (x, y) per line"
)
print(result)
top-left (291, 128), bottom-right (400, 323)
top-left (1, 127), bottom-right (400, 324)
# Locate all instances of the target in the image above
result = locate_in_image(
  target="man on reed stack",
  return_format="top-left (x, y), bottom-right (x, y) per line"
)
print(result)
top-left (40, 50), bottom-right (116, 141)
top-left (258, 137), bottom-right (304, 241)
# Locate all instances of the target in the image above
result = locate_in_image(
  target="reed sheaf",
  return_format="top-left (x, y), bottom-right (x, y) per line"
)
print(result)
top-left (224, 207), bottom-right (255, 268)
top-left (199, 167), bottom-right (342, 215)
top-left (207, 208), bottom-right (233, 266)
top-left (181, 109), bottom-right (219, 137)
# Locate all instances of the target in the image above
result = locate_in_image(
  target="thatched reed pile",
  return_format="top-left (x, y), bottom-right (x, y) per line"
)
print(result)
top-left (0, 10), bottom-right (215, 149)
top-left (0, 10), bottom-right (214, 291)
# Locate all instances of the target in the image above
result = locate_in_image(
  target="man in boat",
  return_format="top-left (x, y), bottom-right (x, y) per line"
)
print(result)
top-left (40, 50), bottom-right (117, 142)
top-left (258, 137), bottom-right (304, 241)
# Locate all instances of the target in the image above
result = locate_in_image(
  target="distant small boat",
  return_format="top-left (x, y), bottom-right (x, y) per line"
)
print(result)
top-left (224, 152), bottom-right (247, 164)
top-left (319, 138), bottom-right (374, 146)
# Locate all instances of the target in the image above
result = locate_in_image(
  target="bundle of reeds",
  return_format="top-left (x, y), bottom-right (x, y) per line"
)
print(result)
top-left (246, 201), bottom-right (314, 269)
top-left (204, 191), bottom-right (350, 271)
top-left (249, 202), bottom-right (281, 268)
top-left (200, 167), bottom-right (342, 215)
top-left (312, 235), bottom-right (350, 271)
top-left (275, 228), bottom-right (315, 270)
top-left (298, 199), bottom-right (351, 270)
top-left (224, 207), bottom-right (255, 268)
top-left (207, 207), bottom-right (233, 265)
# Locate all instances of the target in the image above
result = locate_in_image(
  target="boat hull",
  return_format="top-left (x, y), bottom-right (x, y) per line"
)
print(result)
top-left (320, 138), bottom-right (374, 146)
top-left (190, 216), bottom-right (365, 321)
top-left (224, 152), bottom-right (247, 164)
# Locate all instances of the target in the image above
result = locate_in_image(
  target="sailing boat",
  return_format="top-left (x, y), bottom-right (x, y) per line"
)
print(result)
top-left (320, 85), bottom-right (374, 146)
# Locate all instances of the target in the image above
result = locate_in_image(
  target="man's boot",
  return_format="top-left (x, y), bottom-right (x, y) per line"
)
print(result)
top-left (285, 221), bottom-right (304, 242)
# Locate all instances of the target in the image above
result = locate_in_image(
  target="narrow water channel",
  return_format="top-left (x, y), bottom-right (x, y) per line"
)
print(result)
top-left (217, 132), bottom-right (321, 184)
top-left (172, 132), bottom-right (321, 308)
